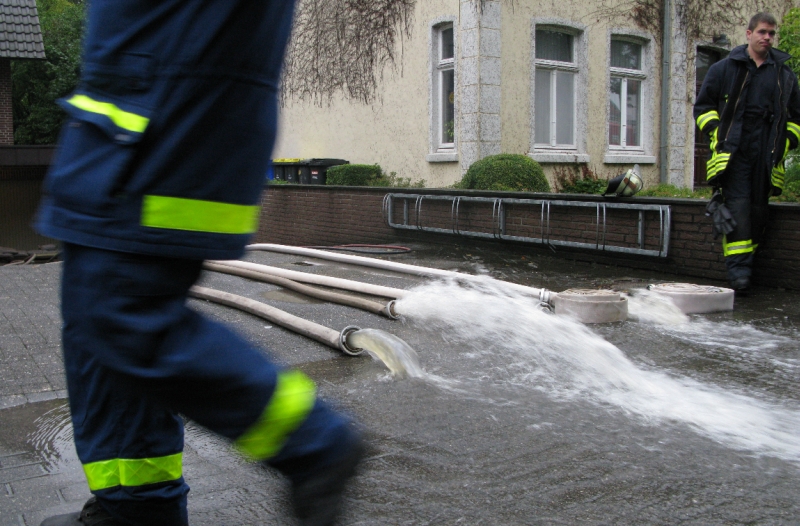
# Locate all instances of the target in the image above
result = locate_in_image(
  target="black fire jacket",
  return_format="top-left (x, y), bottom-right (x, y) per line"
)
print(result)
top-left (694, 44), bottom-right (800, 194)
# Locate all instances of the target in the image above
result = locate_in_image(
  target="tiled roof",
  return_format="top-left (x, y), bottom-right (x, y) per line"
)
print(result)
top-left (0, 0), bottom-right (45, 59)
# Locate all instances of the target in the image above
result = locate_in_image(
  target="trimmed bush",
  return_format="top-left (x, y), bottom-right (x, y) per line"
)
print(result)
top-left (458, 154), bottom-right (550, 192)
top-left (326, 164), bottom-right (387, 186)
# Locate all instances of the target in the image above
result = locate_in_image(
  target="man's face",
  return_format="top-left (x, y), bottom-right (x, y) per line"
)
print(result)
top-left (746, 22), bottom-right (777, 57)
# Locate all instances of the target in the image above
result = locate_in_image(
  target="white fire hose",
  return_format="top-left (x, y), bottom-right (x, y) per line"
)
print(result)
top-left (189, 286), bottom-right (364, 355)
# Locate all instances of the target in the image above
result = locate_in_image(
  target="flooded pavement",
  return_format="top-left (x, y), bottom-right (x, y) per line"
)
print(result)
top-left (1, 242), bottom-right (799, 524)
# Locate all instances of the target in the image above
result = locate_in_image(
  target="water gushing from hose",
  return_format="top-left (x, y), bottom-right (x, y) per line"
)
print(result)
top-left (345, 328), bottom-right (425, 378)
top-left (393, 277), bottom-right (800, 462)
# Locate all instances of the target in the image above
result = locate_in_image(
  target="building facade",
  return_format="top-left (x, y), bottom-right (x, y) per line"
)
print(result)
top-left (273, 0), bottom-right (793, 190)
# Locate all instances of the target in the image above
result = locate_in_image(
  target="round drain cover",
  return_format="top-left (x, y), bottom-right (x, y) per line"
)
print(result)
top-left (647, 283), bottom-right (734, 314)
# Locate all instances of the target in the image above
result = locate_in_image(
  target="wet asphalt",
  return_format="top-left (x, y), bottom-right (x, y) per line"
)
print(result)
top-left (1, 242), bottom-right (798, 525)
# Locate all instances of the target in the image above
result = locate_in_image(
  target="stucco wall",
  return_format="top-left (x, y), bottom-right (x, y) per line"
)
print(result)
top-left (273, 0), bottom-right (462, 189)
top-left (500, 1), bottom-right (663, 189)
top-left (273, 1), bottom-right (799, 192)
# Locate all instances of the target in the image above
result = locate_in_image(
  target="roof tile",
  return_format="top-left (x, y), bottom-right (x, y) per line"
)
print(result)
top-left (0, 0), bottom-right (44, 59)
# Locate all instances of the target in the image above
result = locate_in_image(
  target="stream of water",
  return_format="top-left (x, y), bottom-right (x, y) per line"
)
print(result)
top-left (391, 277), bottom-right (800, 463)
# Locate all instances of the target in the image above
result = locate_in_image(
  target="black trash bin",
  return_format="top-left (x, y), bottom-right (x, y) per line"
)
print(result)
top-left (299, 158), bottom-right (349, 185)
top-left (288, 160), bottom-right (307, 183)
top-left (271, 158), bottom-right (302, 182)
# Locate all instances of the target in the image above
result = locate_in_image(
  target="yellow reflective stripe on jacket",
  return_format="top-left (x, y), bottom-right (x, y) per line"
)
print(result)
top-left (141, 195), bottom-right (260, 234)
top-left (66, 94), bottom-right (149, 134)
top-left (235, 370), bottom-right (316, 461)
top-left (722, 238), bottom-right (755, 256)
top-left (706, 152), bottom-right (730, 180)
top-left (772, 162), bottom-right (786, 189)
top-left (696, 110), bottom-right (720, 132)
top-left (788, 121), bottom-right (800, 143)
top-left (83, 453), bottom-right (182, 491)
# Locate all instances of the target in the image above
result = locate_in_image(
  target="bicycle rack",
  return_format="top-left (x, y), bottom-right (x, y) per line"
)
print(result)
top-left (382, 194), bottom-right (671, 257)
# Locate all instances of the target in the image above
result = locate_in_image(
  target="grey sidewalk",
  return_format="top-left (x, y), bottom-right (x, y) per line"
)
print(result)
top-left (0, 263), bottom-right (66, 411)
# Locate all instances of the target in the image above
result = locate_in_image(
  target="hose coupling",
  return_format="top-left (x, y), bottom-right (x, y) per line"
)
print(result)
top-left (339, 325), bottom-right (365, 356)
top-left (539, 288), bottom-right (556, 305)
top-left (383, 300), bottom-right (401, 320)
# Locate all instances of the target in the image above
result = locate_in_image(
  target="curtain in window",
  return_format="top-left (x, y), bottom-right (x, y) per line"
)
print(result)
top-left (535, 69), bottom-right (551, 143)
top-left (536, 30), bottom-right (572, 62)
top-left (610, 40), bottom-right (641, 70)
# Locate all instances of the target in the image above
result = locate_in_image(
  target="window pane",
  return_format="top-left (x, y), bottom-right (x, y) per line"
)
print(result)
top-left (535, 30), bottom-right (573, 63)
top-left (441, 69), bottom-right (455, 143)
top-left (441, 27), bottom-right (454, 61)
top-left (535, 68), bottom-right (551, 144)
top-left (695, 48), bottom-right (720, 94)
top-left (555, 70), bottom-right (574, 145)
top-left (610, 40), bottom-right (641, 70)
top-left (626, 79), bottom-right (641, 147)
top-left (609, 77), bottom-right (622, 145)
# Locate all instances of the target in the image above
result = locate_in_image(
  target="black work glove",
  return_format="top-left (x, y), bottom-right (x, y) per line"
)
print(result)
top-left (705, 189), bottom-right (736, 240)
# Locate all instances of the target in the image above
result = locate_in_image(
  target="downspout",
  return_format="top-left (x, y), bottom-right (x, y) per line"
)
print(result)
top-left (659, 0), bottom-right (672, 184)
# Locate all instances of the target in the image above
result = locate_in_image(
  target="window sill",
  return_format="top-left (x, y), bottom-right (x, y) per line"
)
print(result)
top-left (529, 152), bottom-right (590, 164)
top-left (427, 152), bottom-right (459, 163)
top-left (603, 153), bottom-right (656, 164)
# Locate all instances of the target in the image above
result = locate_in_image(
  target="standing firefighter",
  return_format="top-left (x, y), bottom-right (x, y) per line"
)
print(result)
top-left (694, 12), bottom-right (800, 292)
top-left (35, 2), bottom-right (364, 525)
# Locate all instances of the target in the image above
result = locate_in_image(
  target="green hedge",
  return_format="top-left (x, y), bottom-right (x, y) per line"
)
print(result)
top-left (325, 164), bottom-right (425, 187)
top-left (326, 164), bottom-right (387, 186)
top-left (458, 154), bottom-right (550, 192)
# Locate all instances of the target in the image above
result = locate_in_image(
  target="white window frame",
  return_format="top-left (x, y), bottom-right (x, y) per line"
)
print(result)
top-left (428, 20), bottom-right (458, 163)
top-left (530, 20), bottom-right (589, 164)
top-left (604, 31), bottom-right (656, 164)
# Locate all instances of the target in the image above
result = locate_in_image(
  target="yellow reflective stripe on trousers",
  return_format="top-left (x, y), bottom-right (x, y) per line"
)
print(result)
top-left (83, 453), bottom-right (182, 491)
top-left (235, 370), bottom-right (317, 461)
top-left (66, 94), bottom-right (149, 133)
top-left (696, 110), bottom-right (719, 132)
top-left (141, 195), bottom-right (260, 234)
top-left (723, 238), bottom-right (755, 256)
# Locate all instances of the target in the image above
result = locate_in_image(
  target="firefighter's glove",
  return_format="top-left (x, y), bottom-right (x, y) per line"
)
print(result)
top-left (705, 190), bottom-right (736, 240)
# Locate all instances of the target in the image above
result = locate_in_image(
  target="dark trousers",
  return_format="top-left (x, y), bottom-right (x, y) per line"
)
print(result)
top-left (61, 243), bottom-right (353, 525)
top-left (721, 120), bottom-right (772, 281)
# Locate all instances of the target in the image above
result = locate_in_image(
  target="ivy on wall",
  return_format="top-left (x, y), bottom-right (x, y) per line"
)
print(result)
top-left (281, 0), bottom-right (415, 105)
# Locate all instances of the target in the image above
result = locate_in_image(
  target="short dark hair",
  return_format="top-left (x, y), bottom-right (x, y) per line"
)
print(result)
top-left (748, 12), bottom-right (777, 31)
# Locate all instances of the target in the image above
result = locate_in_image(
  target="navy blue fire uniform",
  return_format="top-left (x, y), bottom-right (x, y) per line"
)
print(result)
top-left (694, 44), bottom-right (800, 284)
top-left (35, 1), bottom-right (361, 524)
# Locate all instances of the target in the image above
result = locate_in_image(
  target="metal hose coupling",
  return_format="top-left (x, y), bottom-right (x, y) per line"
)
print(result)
top-left (339, 325), bottom-right (365, 356)
top-left (382, 300), bottom-right (400, 320)
top-left (538, 288), bottom-right (556, 305)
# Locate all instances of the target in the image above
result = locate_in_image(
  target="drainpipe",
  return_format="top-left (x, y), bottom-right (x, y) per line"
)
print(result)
top-left (659, 0), bottom-right (672, 184)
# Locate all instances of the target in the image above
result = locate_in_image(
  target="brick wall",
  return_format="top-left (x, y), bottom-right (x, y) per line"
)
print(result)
top-left (0, 59), bottom-right (12, 145)
top-left (256, 185), bottom-right (800, 290)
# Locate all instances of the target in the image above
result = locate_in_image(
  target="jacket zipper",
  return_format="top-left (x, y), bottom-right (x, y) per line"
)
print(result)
top-left (771, 63), bottom-right (783, 160)
top-left (723, 70), bottom-right (749, 141)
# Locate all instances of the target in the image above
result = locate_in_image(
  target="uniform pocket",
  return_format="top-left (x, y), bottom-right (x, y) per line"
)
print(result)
top-left (46, 112), bottom-right (143, 214)
top-left (46, 55), bottom-right (157, 214)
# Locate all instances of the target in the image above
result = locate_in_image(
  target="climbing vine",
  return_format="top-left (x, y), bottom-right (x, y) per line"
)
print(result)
top-left (281, 0), bottom-right (796, 106)
top-left (281, 0), bottom-right (415, 106)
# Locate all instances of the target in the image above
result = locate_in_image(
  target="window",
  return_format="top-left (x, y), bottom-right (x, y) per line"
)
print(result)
top-left (432, 24), bottom-right (455, 153)
top-left (534, 29), bottom-right (577, 149)
top-left (608, 39), bottom-right (645, 149)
